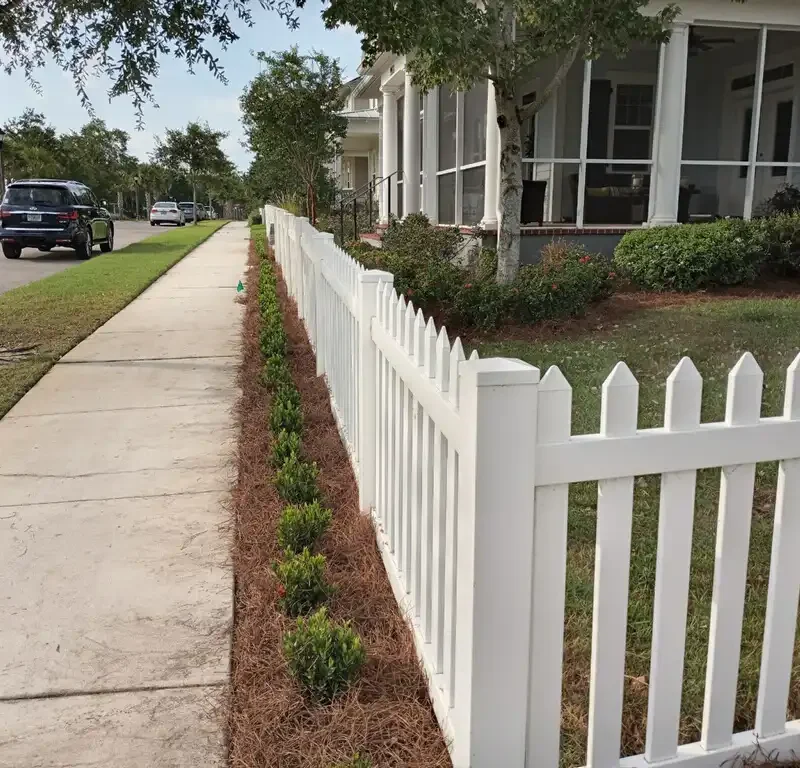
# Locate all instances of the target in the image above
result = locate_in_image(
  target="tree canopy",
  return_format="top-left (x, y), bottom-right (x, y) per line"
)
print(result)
top-left (324, 0), bottom-right (679, 280)
top-left (154, 121), bottom-right (231, 220)
top-left (240, 47), bottom-right (347, 224)
top-left (1, 0), bottom-right (304, 114)
top-left (2, 111), bottom-right (243, 217)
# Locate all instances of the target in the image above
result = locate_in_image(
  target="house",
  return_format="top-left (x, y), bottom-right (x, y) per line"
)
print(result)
top-left (348, 0), bottom-right (800, 260)
top-left (334, 76), bottom-right (380, 194)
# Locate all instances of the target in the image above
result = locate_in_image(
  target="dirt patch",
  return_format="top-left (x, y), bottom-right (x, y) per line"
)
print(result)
top-left (228, 239), bottom-right (451, 768)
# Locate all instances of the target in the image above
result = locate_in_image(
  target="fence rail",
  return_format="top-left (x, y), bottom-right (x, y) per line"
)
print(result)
top-left (263, 204), bottom-right (800, 768)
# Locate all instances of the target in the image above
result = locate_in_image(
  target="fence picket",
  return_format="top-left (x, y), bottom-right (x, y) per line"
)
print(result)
top-left (527, 365), bottom-right (572, 768)
top-left (756, 354), bottom-right (800, 738)
top-left (702, 352), bottom-right (763, 751)
top-left (402, 302), bottom-right (417, 581)
top-left (646, 357), bottom-right (703, 763)
top-left (409, 309), bottom-right (427, 610)
top-left (587, 362), bottom-right (639, 768)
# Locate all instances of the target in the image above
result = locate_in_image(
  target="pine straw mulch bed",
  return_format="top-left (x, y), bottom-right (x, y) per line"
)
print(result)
top-left (228, 237), bottom-right (451, 768)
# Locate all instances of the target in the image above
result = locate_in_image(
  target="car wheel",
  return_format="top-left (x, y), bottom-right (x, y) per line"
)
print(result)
top-left (38, 245), bottom-right (53, 252)
top-left (100, 227), bottom-right (114, 253)
top-left (150, 221), bottom-right (155, 227)
top-left (76, 231), bottom-right (93, 260)
top-left (2, 243), bottom-right (21, 259)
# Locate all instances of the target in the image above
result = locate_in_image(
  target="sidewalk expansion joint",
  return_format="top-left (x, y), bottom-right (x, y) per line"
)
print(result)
top-left (59, 355), bottom-right (238, 364)
top-left (0, 680), bottom-right (225, 704)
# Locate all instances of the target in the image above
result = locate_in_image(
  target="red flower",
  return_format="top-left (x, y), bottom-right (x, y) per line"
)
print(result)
top-left (464, 283), bottom-right (473, 289)
top-left (608, 271), bottom-right (616, 279)
top-left (407, 288), bottom-right (414, 297)
top-left (277, 584), bottom-right (286, 598)
top-left (579, 255), bottom-right (591, 264)
top-left (551, 283), bottom-right (559, 291)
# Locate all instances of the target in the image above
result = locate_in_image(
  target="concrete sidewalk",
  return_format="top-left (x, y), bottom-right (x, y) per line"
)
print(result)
top-left (0, 222), bottom-right (248, 766)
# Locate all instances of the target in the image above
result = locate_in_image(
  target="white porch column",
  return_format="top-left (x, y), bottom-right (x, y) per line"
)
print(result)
top-left (381, 87), bottom-right (399, 224)
top-left (403, 71), bottom-right (421, 215)
top-left (649, 23), bottom-right (690, 226)
top-left (423, 88), bottom-right (439, 222)
top-left (482, 79), bottom-right (500, 229)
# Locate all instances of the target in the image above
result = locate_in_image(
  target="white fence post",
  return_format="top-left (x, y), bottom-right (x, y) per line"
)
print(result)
top-left (313, 232), bottom-right (335, 378)
top-left (357, 269), bottom-right (394, 514)
top-left (452, 357), bottom-right (539, 768)
top-left (294, 217), bottom-right (307, 317)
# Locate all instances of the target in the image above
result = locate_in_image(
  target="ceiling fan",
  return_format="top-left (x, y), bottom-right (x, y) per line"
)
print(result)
top-left (689, 29), bottom-right (737, 55)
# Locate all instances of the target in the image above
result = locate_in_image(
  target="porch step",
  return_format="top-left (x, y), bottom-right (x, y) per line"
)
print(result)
top-left (359, 232), bottom-right (383, 248)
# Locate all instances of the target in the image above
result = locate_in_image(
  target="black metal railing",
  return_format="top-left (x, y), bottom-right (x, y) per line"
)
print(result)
top-left (334, 171), bottom-right (398, 245)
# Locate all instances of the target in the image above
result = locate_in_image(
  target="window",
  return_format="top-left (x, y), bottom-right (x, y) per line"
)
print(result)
top-left (773, 100), bottom-right (794, 177)
top-left (5, 185), bottom-right (71, 206)
top-left (611, 83), bottom-right (654, 169)
top-left (438, 173), bottom-right (456, 225)
top-left (463, 81), bottom-right (487, 165)
top-left (438, 87), bottom-right (457, 171)
top-left (461, 166), bottom-right (485, 225)
top-left (740, 107), bottom-right (753, 179)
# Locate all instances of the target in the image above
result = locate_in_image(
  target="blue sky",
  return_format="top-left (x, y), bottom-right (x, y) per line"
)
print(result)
top-left (0, 4), bottom-right (363, 170)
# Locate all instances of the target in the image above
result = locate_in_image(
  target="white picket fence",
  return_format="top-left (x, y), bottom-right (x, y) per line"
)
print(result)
top-left (263, 205), bottom-right (800, 768)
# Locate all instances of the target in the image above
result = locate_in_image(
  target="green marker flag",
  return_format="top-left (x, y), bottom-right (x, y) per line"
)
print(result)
top-left (236, 280), bottom-right (244, 292)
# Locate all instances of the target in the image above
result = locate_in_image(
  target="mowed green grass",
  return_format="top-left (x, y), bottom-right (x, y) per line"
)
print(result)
top-left (477, 297), bottom-right (800, 766)
top-left (0, 220), bottom-right (227, 418)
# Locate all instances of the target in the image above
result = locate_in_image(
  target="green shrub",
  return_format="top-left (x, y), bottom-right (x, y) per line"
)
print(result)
top-left (283, 607), bottom-right (366, 702)
top-left (275, 454), bottom-right (319, 504)
top-left (452, 279), bottom-right (511, 329)
top-left (332, 755), bottom-right (373, 768)
top-left (758, 212), bottom-right (800, 274)
top-left (269, 390), bottom-right (303, 435)
top-left (272, 429), bottom-right (303, 469)
top-left (759, 183), bottom-right (800, 216)
top-left (260, 322), bottom-right (287, 359)
top-left (275, 548), bottom-right (333, 616)
top-left (474, 247), bottom-right (498, 282)
top-left (263, 355), bottom-right (293, 391)
top-left (614, 220), bottom-right (768, 291)
top-left (249, 211), bottom-right (263, 226)
top-left (278, 501), bottom-right (332, 553)
top-left (382, 212), bottom-right (463, 262)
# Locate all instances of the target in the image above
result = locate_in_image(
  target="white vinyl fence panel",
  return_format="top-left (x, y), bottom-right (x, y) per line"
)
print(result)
top-left (263, 204), bottom-right (800, 768)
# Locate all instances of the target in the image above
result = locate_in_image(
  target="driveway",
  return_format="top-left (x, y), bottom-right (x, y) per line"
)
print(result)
top-left (0, 220), bottom-right (157, 296)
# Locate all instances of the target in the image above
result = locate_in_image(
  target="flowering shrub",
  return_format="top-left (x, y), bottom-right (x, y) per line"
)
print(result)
top-left (758, 212), bottom-right (800, 275)
top-left (614, 220), bottom-right (768, 291)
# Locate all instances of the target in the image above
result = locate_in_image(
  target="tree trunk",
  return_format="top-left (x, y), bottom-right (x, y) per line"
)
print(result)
top-left (134, 186), bottom-right (140, 219)
top-left (308, 184), bottom-right (317, 226)
top-left (192, 182), bottom-right (197, 226)
top-left (145, 190), bottom-right (152, 214)
top-left (496, 94), bottom-right (523, 284)
top-left (116, 189), bottom-right (123, 218)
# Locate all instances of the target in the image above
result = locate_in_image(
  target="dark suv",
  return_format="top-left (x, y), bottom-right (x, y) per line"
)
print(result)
top-left (0, 179), bottom-right (114, 260)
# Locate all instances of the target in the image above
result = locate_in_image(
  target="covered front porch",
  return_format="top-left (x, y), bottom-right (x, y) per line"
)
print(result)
top-left (367, 0), bottom-right (800, 242)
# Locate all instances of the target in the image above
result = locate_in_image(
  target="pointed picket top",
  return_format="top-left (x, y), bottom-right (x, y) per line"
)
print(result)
top-left (413, 309), bottom-right (426, 368)
top-left (423, 317), bottom-right (437, 377)
top-left (449, 337), bottom-right (466, 406)
top-left (469, 349), bottom-right (480, 361)
top-left (538, 366), bottom-right (573, 444)
top-left (380, 282), bottom-right (392, 329)
top-left (665, 356), bottom-right (703, 432)
top-left (601, 361), bottom-right (639, 437)
top-left (404, 300), bottom-right (416, 356)
top-left (396, 294), bottom-right (407, 346)
top-left (726, 351), bottom-right (763, 426)
top-left (435, 327), bottom-right (451, 393)
top-left (377, 281), bottom-right (386, 325)
top-left (388, 290), bottom-right (399, 337)
top-left (784, 353), bottom-right (800, 420)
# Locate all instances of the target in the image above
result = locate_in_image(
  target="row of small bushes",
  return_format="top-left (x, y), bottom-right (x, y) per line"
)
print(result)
top-left (257, 248), bottom-right (367, 713)
top-left (350, 213), bottom-right (614, 329)
top-left (614, 213), bottom-right (800, 291)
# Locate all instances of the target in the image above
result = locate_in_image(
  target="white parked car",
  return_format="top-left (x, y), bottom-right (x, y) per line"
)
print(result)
top-left (150, 201), bottom-right (186, 227)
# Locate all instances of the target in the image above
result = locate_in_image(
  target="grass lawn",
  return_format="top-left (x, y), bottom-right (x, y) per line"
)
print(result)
top-left (477, 296), bottom-right (800, 766)
top-left (0, 220), bottom-right (227, 418)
